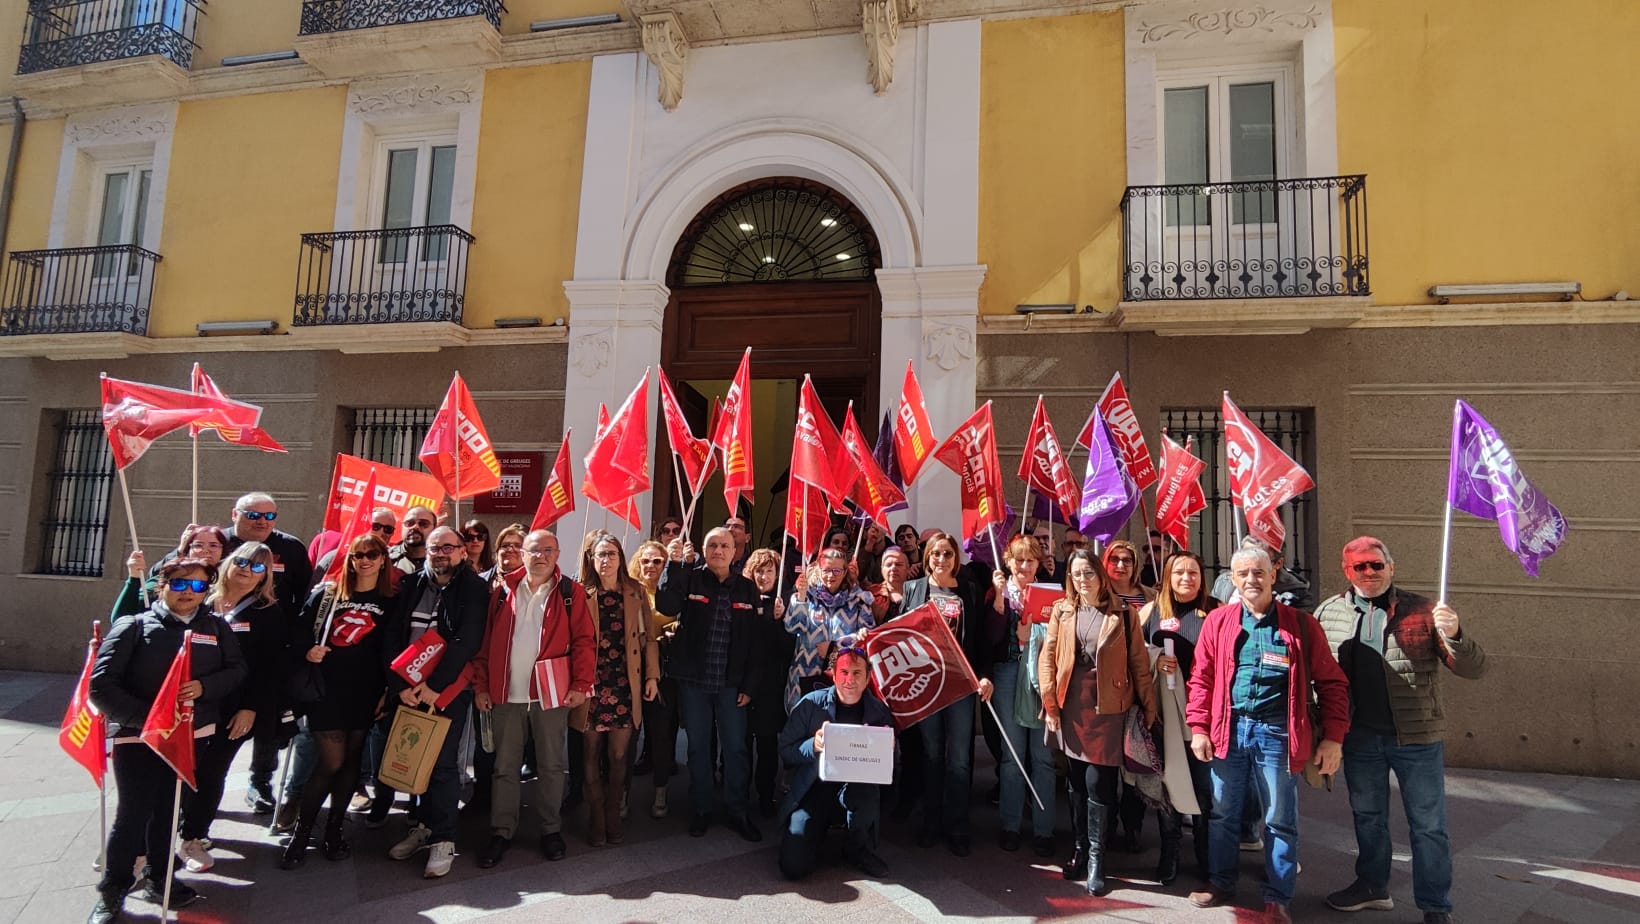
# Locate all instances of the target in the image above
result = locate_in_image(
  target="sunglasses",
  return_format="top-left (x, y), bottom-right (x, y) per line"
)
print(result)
top-left (167, 578), bottom-right (210, 593)
top-left (836, 645), bottom-right (867, 660)
top-left (659, 525), bottom-right (681, 534)
top-left (351, 550), bottom-right (384, 561)
top-left (1107, 557), bottom-right (1135, 566)
top-left (237, 510), bottom-right (277, 521)
top-left (370, 523), bottom-right (396, 534)
top-left (232, 557), bottom-right (268, 573)
top-left (640, 557), bottom-right (666, 567)
top-left (1350, 561), bottom-right (1388, 573)
top-left (1063, 540), bottom-right (1088, 548)
top-left (427, 543), bottom-right (462, 555)
top-left (403, 518), bottom-right (434, 528)
top-left (462, 532), bottom-right (487, 543)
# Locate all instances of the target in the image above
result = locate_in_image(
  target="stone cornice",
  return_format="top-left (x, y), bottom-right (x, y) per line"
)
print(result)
top-left (0, 324), bottom-right (568, 360)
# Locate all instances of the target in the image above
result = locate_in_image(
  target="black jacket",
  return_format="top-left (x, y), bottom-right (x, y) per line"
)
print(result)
top-left (226, 529), bottom-right (314, 619)
top-left (217, 596), bottom-right (292, 736)
top-left (384, 565), bottom-right (488, 696)
top-left (654, 560), bottom-right (766, 696)
top-left (91, 606), bottom-right (247, 738)
top-left (896, 574), bottom-right (995, 681)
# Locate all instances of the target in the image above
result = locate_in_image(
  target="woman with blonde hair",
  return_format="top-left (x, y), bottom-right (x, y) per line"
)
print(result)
top-left (987, 535), bottom-right (1059, 856)
top-left (784, 547), bottom-right (875, 711)
top-left (630, 539), bottom-right (680, 818)
top-left (744, 548), bottom-right (794, 814)
top-left (1040, 549), bottom-right (1157, 896)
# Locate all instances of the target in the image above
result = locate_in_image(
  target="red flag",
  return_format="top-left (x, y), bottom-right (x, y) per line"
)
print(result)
top-left (582, 406), bottom-right (642, 531)
top-left (793, 376), bottom-right (854, 510)
top-left (323, 466), bottom-right (378, 585)
top-left (842, 403), bottom-right (906, 529)
top-left (140, 631), bottom-right (196, 790)
top-left (59, 623), bottom-right (106, 787)
top-left (658, 373), bottom-right (715, 495)
top-left (189, 363), bottom-right (287, 452)
top-left (1098, 373), bottom-right (1158, 490)
top-left (1018, 396), bottom-right (1080, 524)
top-left (783, 479), bottom-right (829, 560)
top-left (862, 602), bottom-right (980, 729)
top-left (531, 431), bottom-right (576, 530)
top-left (933, 402), bottom-right (1007, 542)
top-left (1222, 392), bottom-right (1315, 551)
top-left (1153, 434), bottom-right (1208, 549)
top-left (100, 375), bottom-right (259, 470)
top-left (321, 454), bottom-right (446, 535)
top-left (711, 349), bottom-right (755, 512)
top-left (893, 361), bottom-right (938, 485)
top-left (418, 373), bottom-right (503, 499)
top-left (584, 372), bottom-right (651, 530)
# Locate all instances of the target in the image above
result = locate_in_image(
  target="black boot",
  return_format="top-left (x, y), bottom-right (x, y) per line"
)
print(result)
top-left (1062, 792), bottom-right (1088, 881)
top-left (280, 822), bottom-right (313, 870)
top-left (1156, 808), bottom-right (1182, 885)
top-left (1086, 799), bottom-right (1111, 897)
top-left (86, 882), bottom-right (127, 924)
top-left (322, 816), bottom-right (351, 861)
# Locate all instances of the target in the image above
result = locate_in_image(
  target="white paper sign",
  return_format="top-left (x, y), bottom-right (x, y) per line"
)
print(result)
top-left (819, 723), bottom-right (895, 785)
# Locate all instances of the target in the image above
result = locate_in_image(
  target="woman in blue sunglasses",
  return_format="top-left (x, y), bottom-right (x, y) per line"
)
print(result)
top-left (87, 557), bottom-right (247, 923)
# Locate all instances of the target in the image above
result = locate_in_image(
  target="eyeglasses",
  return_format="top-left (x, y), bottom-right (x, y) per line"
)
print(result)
top-left (351, 550), bottom-right (384, 562)
top-left (188, 540), bottom-right (223, 552)
top-left (640, 557), bottom-right (666, 567)
top-left (1070, 570), bottom-right (1098, 581)
top-left (1350, 561), bottom-right (1388, 573)
top-left (497, 542), bottom-right (524, 552)
top-left (594, 550), bottom-right (620, 560)
top-left (524, 548), bottom-right (558, 558)
top-left (820, 568), bottom-right (845, 576)
top-left (167, 578), bottom-right (210, 593)
top-left (927, 550), bottom-right (954, 559)
top-left (237, 509), bottom-right (277, 521)
top-left (370, 523), bottom-right (396, 534)
top-left (1063, 540), bottom-right (1088, 549)
top-left (403, 518), bottom-right (434, 529)
top-left (232, 557), bottom-right (268, 573)
top-left (427, 543), bottom-right (462, 555)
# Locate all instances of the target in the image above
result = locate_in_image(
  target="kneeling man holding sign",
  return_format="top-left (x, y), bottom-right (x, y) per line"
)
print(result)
top-left (778, 648), bottom-right (894, 880)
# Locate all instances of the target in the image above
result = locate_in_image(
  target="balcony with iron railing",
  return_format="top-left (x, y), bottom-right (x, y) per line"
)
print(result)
top-left (15, 0), bottom-right (204, 105)
top-left (293, 225), bottom-right (474, 327)
top-left (292, 0), bottom-right (506, 77)
top-left (0, 245), bottom-right (161, 336)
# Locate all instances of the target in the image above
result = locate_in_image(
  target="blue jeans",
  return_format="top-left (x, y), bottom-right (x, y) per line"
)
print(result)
top-left (989, 660), bottom-right (1056, 838)
top-left (679, 683), bottom-right (751, 819)
top-left (1343, 731), bottom-right (1453, 913)
top-left (919, 693), bottom-right (976, 838)
top-left (779, 781), bottom-right (880, 880)
top-left (1209, 715), bottom-right (1299, 905)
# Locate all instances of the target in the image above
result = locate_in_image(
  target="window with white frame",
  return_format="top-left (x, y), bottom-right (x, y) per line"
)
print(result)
top-left (1159, 65), bottom-right (1293, 226)
top-left (91, 161), bottom-right (153, 277)
top-left (371, 134), bottom-right (457, 264)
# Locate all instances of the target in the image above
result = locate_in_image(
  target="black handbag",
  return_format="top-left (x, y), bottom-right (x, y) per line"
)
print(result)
top-left (285, 587), bottom-right (335, 708)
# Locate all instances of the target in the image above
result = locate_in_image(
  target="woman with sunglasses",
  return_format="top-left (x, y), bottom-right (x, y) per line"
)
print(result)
top-left (111, 524), bottom-right (232, 622)
top-left (891, 531), bottom-right (995, 857)
top-left (168, 542), bottom-right (286, 873)
top-left (1040, 549), bottom-right (1157, 896)
top-left (282, 533), bottom-right (398, 868)
top-left (784, 547), bottom-right (874, 712)
top-left (628, 540), bottom-right (681, 817)
top-left (1101, 539), bottom-right (1157, 852)
top-left (578, 531), bottom-right (660, 846)
top-left (462, 519), bottom-right (495, 574)
top-left (1140, 550), bottom-right (1220, 884)
top-left (741, 548), bottom-right (794, 815)
top-left (87, 558), bottom-right (246, 922)
top-left (988, 535), bottom-right (1060, 857)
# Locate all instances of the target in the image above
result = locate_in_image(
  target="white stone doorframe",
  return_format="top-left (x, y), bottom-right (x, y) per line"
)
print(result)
top-left (564, 44), bottom-right (986, 543)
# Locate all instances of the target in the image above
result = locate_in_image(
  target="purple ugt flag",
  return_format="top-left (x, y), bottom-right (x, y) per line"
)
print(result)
top-left (1447, 400), bottom-right (1568, 577)
top-left (1078, 414), bottom-right (1140, 543)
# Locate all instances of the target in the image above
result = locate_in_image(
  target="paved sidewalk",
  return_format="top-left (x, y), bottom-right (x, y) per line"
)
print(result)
top-left (3, 669), bottom-right (1636, 923)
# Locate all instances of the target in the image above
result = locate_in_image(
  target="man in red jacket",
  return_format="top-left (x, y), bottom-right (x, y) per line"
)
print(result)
top-left (1185, 546), bottom-right (1350, 922)
top-left (471, 529), bottom-right (595, 868)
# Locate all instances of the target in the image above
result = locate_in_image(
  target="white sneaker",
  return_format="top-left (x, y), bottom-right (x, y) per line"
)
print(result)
top-left (179, 839), bottom-right (214, 873)
top-left (650, 789), bottom-right (669, 819)
top-left (424, 841), bottom-right (455, 878)
top-left (389, 823), bottom-right (432, 861)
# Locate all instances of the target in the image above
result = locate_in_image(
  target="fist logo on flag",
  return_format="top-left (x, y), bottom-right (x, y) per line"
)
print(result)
top-left (868, 628), bottom-right (946, 725)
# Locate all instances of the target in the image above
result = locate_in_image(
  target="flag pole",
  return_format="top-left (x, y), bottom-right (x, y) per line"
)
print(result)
top-left (159, 777), bottom-right (184, 924)
top-left (984, 698), bottom-right (1044, 810)
top-left (851, 510), bottom-right (866, 564)
top-left (94, 775), bottom-right (107, 871)
top-left (1437, 399), bottom-right (1461, 607)
top-left (669, 449), bottom-right (689, 523)
top-left (190, 432), bottom-right (199, 527)
top-left (117, 469), bottom-right (141, 556)
top-left (269, 735), bottom-right (296, 836)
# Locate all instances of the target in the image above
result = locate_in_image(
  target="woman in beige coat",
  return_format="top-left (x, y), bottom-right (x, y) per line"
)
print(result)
top-left (1040, 549), bottom-right (1157, 897)
top-left (578, 531), bottom-right (661, 847)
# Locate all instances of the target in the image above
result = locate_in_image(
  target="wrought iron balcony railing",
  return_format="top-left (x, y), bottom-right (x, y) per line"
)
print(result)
top-left (1120, 175), bottom-right (1369, 301)
top-left (298, 0), bottom-right (504, 35)
top-left (1, 245), bottom-right (160, 335)
top-left (18, 0), bottom-right (205, 75)
top-left (294, 225), bottom-right (474, 327)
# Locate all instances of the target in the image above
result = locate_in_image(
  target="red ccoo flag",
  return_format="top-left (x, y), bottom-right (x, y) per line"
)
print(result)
top-left (1097, 373), bottom-right (1158, 491)
top-left (584, 371), bottom-right (651, 530)
top-left (1019, 396), bottom-right (1081, 525)
top-left (1153, 434), bottom-right (1208, 549)
top-left (934, 402), bottom-right (1007, 542)
top-left (531, 430), bottom-right (577, 530)
top-left (323, 466), bottom-right (379, 585)
top-left (140, 631), bottom-right (197, 790)
top-left (59, 622), bottom-right (106, 787)
top-left (584, 404), bottom-right (642, 531)
top-left (842, 403), bottom-right (905, 529)
top-left (320, 454), bottom-right (445, 536)
top-left (658, 373), bottom-right (716, 496)
top-left (792, 376), bottom-right (855, 510)
top-left (101, 374), bottom-right (260, 470)
top-left (419, 373), bottom-right (503, 499)
top-left (862, 602), bottom-right (980, 730)
top-left (784, 479), bottom-right (830, 561)
top-left (893, 361), bottom-right (938, 485)
top-left (1222, 392), bottom-right (1315, 551)
top-left (189, 363), bottom-right (287, 452)
top-left (711, 349), bottom-right (755, 512)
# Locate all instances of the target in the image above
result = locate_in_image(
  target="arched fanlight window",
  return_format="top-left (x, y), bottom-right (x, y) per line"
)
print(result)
top-left (671, 178), bottom-right (878, 285)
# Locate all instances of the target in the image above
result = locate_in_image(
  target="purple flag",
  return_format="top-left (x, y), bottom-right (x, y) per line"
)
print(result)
top-left (1078, 415), bottom-right (1140, 542)
top-left (1447, 400), bottom-right (1567, 577)
top-left (963, 501), bottom-right (1018, 567)
top-left (874, 411), bottom-right (906, 492)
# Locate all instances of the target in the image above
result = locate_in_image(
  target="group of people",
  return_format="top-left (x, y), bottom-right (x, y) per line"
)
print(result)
top-left (84, 490), bottom-right (1486, 924)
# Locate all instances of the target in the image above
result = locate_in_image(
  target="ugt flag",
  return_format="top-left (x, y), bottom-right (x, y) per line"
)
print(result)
top-left (863, 602), bottom-right (980, 730)
top-left (1222, 392), bottom-right (1314, 551)
top-left (1448, 400), bottom-right (1567, 576)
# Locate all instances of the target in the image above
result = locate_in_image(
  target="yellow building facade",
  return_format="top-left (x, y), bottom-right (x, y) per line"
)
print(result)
top-left (0, 0), bottom-right (1634, 777)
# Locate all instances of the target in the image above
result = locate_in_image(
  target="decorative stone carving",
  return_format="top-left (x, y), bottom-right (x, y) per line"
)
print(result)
top-left (350, 79), bottom-right (476, 114)
top-left (65, 110), bottom-right (169, 146)
top-left (862, 0), bottom-right (900, 95)
top-left (570, 330), bottom-right (613, 378)
top-left (1136, 5), bottom-right (1322, 44)
top-left (640, 10), bottom-right (688, 112)
top-left (923, 321), bottom-right (974, 372)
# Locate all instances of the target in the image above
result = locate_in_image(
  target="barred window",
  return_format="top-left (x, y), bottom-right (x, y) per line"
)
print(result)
top-left (39, 409), bottom-right (114, 576)
top-left (1160, 408), bottom-right (1317, 588)
top-left (350, 407), bottom-right (435, 470)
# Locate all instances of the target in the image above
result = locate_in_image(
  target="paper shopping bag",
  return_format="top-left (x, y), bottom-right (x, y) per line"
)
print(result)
top-left (376, 705), bottom-right (451, 795)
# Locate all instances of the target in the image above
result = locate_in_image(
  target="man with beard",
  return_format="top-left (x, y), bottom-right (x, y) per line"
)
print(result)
top-left (390, 506), bottom-right (438, 577)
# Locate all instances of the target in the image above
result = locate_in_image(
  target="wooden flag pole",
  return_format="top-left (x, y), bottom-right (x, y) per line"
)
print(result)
top-left (189, 432), bottom-right (199, 527)
top-left (158, 777), bottom-right (184, 923)
top-left (669, 449), bottom-right (689, 525)
top-left (117, 469), bottom-right (141, 557)
top-left (984, 698), bottom-right (1044, 811)
top-left (1437, 399), bottom-right (1460, 607)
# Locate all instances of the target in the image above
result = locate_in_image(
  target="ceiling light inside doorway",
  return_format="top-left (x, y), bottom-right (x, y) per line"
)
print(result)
top-left (820, 218), bottom-right (837, 227)
top-left (738, 222), bottom-right (754, 231)
top-left (762, 255), bottom-right (775, 263)
top-left (835, 253), bottom-right (851, 261)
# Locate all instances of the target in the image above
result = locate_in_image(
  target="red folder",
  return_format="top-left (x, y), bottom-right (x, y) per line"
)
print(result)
top-left (1022, 583), bottom-right (1063, 624)
top-left (534, 657), bottom-right (572, 708)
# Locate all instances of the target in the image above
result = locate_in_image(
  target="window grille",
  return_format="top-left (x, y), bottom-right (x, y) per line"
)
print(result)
top-left (350, 407), bottom-right (435, 471)
top-left (39, 409), bottom-right (114, 576)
